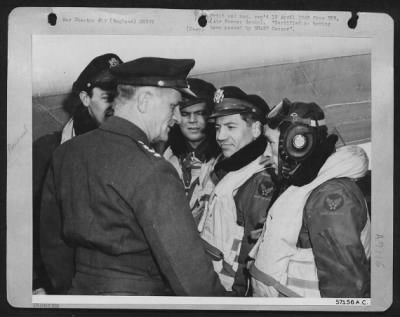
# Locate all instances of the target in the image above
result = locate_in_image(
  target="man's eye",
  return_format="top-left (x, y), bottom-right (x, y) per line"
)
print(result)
top-left (102, 94), bottom-right (114, 102)
top-left (181, 112), bottom-right (189, 117)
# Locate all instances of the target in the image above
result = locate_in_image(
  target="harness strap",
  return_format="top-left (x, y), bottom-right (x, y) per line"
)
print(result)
top-left (221, 260), bottom-right (236, 278)
top-left (201, 239), bottom-right (224, 261)
top-left (249, 264), bottom-right (302, 297)
top-left (287, 277), bottom-right (319, 290)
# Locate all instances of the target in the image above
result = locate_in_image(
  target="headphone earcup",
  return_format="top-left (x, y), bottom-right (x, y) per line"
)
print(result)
top-left (280, 123), bottom-right (317, 161)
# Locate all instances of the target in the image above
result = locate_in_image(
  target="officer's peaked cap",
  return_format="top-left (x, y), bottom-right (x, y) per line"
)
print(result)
top-left (109, 57), bottom-right (197, 97)
top-left (180, 78), bottom-right (216, 111)
top-left (73, 53), bottom-right (123, 92)
top-left (210, 86), bottom-right (270, 123)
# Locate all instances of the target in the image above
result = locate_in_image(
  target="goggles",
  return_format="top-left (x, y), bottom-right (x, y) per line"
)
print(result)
top-left (266, 98), bottom-right (326, 129)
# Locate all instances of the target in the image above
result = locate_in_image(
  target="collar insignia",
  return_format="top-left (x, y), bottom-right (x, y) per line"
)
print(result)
top-left (290, 112), bottom-right (299, 122)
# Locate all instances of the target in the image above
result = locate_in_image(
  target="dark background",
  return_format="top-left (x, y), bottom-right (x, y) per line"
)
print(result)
top-left (1, 0), bottom-right (399, 316)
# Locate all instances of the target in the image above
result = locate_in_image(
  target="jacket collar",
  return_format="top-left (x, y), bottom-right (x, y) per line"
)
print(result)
top-left (287, 134), bottom-right (338, 187)
top-left (179, 138), bottom-right (212, 162)
top-left (213, 135), bottom-right (268, 181)
top-left (73, 104), bottom-right (98, 136)
top-left (99, 116), bottom-right (150, 146)
top-left (168, 125), bottom-right (221, 162)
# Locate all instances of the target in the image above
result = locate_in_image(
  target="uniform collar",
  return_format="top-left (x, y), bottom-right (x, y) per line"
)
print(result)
top-left (73, 104), bottom-right (98, 136)
top-left (99, 116), bottom-right (150, 146)
top-left (213, 136), bottom-right (268, 181)
top-left (179, 138), bottom-right (209, 162)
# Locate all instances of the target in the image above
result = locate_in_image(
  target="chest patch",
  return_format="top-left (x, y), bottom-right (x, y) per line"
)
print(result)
top-left (258, 181), bottom-right (273, 198)
top-left (324, 193), bottom-right (344, 211)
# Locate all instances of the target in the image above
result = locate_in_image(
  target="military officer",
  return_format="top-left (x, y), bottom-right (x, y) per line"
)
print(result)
top-left (60, 53), bottom-right (123, 142)
top-left (40, 57), bottom-right (228, 296)
top-left (33, 53), bottom-right (122, 294)
top-left (198, 86), bottom-right (275, 296)
top-left (163, 78), bottom-right (221, 224)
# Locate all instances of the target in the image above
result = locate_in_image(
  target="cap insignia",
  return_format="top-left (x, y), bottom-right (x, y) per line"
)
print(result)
top-left (290, 112), bottom-right (299, 122)
top-left (214, 89), bottom-right (224, 104)
top-left (108, 57), bottom-right (120, 68)
top-left (157, 80), bottom-right (165, 87)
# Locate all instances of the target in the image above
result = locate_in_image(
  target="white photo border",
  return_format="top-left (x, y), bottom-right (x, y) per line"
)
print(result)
top-left (7, 7), bottom-right (394, 311)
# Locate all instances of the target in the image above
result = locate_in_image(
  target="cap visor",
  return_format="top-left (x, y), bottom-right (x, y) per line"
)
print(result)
top-left (180, 98), bottom-right (209, 110)
top-left (209, 108), bottom-right (250, 119)
top-left (178, 87), bottom-right (198, 98)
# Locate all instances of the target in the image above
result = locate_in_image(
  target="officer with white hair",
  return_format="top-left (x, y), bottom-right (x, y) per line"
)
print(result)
top-left (40, 57), bottom-right (228, 296)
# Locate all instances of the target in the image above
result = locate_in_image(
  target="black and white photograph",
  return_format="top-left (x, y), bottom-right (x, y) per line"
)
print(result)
top-left (6, 7), bottom-right (393, 311)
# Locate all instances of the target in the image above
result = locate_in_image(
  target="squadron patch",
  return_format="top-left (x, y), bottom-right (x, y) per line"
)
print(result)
top-left (324, 193), bottom-right (344, 211)
top-left (257, 182), bottom-right (273, 198)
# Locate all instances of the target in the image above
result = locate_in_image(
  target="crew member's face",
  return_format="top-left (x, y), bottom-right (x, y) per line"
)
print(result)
top-left (81, 87), bottom-right (116, 125)
top-left (149, 88), bottom-right (182, 142)
top-left (264, 125), bottom-right (280, 174)
top-left (215, 114), bottom-right (256, 158)
top-left (179, 102), bottom-right (208, 144)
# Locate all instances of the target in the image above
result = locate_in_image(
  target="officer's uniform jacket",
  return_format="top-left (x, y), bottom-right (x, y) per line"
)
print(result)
top-left (33, 105), bottom-right (99, 292)
top-left (40, 116), bottom-right (226, 296)
top-left (33, 131), bottom-right (62, 292)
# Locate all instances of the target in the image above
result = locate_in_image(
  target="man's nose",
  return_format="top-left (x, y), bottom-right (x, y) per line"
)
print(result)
top-left (216, 127), bottom-right (226, 141)
top-left (188, 113), bottom-right (197, 122)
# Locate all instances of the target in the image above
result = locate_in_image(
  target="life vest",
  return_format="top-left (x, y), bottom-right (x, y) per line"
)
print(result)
top-left (198, 155), bottom-right (266, 291)
top-left (164, 146), bottom-right (216, 224)
top-left (249, 145), bottom-right (370, 297)
top-left (60, 118), bottom-right (75, 144)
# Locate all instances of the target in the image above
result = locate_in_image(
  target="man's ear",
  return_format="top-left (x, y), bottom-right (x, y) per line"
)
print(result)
top-left (252, 121), bottom-right (262, 139)
top-left (79, 91), bottom-right (91, 107)
top-left (137, 90), bottom-right (152, 114)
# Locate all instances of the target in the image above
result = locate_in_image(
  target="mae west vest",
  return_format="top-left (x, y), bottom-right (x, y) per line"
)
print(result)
top-left (249, 145), bottom-right (370, 297)
top-left (164, 147), bottom-right (216, 224)
top-left (60, 118), bottom-right (75, 144)
top-left (198, 156), bottom-right (266, 291)
top-left (250, 212), bottom-right (371, 297)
